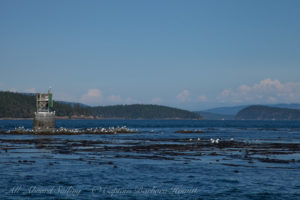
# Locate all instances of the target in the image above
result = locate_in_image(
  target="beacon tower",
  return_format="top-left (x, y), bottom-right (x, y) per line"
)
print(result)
top-left (33, 89), bottom-right (56, 131)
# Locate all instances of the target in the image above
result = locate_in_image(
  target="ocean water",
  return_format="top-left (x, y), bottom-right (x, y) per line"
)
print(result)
top-left (0, 120), bottom-right (300, 200)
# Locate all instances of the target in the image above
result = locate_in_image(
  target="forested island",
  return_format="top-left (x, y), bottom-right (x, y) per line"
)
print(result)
top-left (236, 105), bottom-right (300, 120)
top-left (0, 91), bottom-right (202, 119)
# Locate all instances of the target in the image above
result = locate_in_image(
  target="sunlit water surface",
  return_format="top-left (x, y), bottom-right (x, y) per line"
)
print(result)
top-left (0, 120), bottom-right (300, 200)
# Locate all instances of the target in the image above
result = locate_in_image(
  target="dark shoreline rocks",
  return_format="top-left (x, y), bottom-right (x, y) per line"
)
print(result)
top-left (175, 130), bottom-right (204, 133)
top-left (0, 126), bottom-right (138, 135)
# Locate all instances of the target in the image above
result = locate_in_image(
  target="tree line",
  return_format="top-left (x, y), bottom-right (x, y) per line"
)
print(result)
top-left (0, 91), bottom-right (202, 119)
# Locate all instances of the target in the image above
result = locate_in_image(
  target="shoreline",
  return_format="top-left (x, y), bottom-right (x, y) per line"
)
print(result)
top-left (1, 118), bottom-right (300, 121)
top-left (0, 117), bottom-right (203, 120)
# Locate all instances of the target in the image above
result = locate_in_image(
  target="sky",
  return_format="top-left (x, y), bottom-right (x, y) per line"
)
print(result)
top-left (1, 0), bottom-right (300, 110)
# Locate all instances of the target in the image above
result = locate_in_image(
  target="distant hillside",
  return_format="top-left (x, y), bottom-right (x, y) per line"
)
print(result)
top-left (202, 103), bottom-right (300, 116)
top-left (196, 111), bottom-right (235, 120)
top-left (271, 103), bottom-right (300, 110)
top-left (55, 100), bottom-right (89, 108)
top-left (0, 91), bottom-right (202, 119)
top-left (0, 91), bottom-right (36, 118)
top-left (203, 105), bottom-right (248, 115)
top-left (93, 104), bottom-right (202, 119)
top-left (236, 105), bottom-right (300, 120)
top-left (0, 91), bottom-right (93, 118)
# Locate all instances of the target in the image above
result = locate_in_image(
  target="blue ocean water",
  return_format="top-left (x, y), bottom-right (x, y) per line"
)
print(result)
top-left (0, 120), bottom-right (300, 200)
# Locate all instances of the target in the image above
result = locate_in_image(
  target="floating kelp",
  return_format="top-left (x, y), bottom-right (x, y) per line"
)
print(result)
top-left (175, 130), bottom-right (203, 133)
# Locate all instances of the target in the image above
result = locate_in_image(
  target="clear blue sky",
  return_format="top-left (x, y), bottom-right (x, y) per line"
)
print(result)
top-left (1, 0), bottom-right (300, 110)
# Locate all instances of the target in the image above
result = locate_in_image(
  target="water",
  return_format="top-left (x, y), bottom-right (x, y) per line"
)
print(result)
top-left (0, 120), bottom-right (300, 199)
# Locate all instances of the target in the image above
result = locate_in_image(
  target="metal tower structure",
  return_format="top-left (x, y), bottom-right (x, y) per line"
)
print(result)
top-left (33, 89), bottom-right (56, 131)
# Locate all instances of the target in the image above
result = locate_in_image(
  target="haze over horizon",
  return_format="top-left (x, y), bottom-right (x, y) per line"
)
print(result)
top-left (1, 0), bottom-right (300, 110)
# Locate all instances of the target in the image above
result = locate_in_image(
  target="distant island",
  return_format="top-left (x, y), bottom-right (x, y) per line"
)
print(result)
top-left (0, 91), bottom-right (202, 120)
top-left (195, 104), bottom-right (300, 120)
top-left (195, 111), bottom-right (235, 120)
top-left (236, 105), bottom-right (300, 120)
